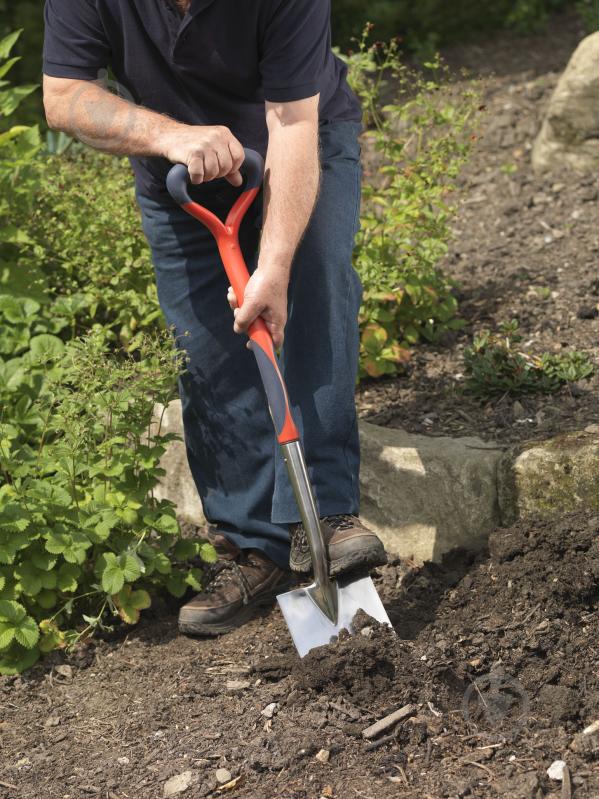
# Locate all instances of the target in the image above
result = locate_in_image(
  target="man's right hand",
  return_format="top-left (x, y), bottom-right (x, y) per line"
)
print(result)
top-left (159, 124), bottom-right (245, 187)
top-left (43, 76), bottom-right (246, 187)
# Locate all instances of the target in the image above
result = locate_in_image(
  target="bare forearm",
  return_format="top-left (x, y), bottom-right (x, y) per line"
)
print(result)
top-left (43, 76), bottom-right (182, 157)
top-left (42, 76), bottom-right (245, 184)
top-left (260, 99), bottom-right (320, 275)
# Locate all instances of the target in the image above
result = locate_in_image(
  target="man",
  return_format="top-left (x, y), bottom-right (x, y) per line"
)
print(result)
top-left (42, 0), bottom-right (387, 636)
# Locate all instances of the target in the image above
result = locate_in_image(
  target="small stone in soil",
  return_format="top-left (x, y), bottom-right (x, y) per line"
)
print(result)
top-left (261, 702), bottom-right (278, 719)
top-left (225, 679), bottom-right (250, 692)
top-left (512, 400), bottom-right (526, 419)
top-left (577, 304), bottom-right (599, 319)
top-left (315, 749), bottom-right (330, 764)
top-left (583, 720), bottom-right (599, 735)
top-left (215, 768), bottom-right (232, 784)
top-left (547, 760), bottom-right (566, 781)
top-left (163, 770), bottom-right (193, 797)
top-left (54, 664), bottom-right (73, 680)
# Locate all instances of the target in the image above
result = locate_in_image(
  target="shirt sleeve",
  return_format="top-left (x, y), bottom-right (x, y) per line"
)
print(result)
top-left (259, 0), bottom-right (330, 103)
top-left (43, 0), bottom-right (111, 80)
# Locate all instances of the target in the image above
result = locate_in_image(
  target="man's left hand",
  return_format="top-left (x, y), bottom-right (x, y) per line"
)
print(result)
top-left (228, 268), bottom-right (289, 349)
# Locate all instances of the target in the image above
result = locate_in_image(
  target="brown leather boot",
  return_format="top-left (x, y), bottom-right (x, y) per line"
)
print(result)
top-left (178, 544), bottom-right (293, 636)
top-left (289, 514), bottom-right (387, 577)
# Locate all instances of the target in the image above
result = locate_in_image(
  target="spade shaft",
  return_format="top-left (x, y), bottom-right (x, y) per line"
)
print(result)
top-left (166, 150), bottom-right (393, 657)
top-left (281, 441), bottom-right (338, 623)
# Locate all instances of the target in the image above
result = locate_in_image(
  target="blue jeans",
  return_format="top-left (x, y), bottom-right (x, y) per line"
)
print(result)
top-left (137, 121), bottom-right (363, 569)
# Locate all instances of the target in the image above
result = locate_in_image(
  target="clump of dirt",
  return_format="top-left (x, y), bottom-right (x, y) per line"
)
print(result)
top-left (291, 614), bottom-right (405, 703)
top-left (489, 510), bottom-right (599, 611)
top-left (410, 508), bottom-right (599, 729)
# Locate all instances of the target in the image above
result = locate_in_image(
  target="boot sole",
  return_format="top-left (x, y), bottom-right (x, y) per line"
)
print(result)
top-left (290, 541), bottom-right (388, 577)
top-left (178, 581), bottom-right (294, 637)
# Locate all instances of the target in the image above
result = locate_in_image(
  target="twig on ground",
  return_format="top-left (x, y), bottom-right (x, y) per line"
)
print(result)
top-left (362, 703), bottom-right (416, 739)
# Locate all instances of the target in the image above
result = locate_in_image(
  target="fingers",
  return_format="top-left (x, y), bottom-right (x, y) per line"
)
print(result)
top-left (227, 286), bottom-right (238, 311)
top-left (187, 154), bottom-right (205, 185)
top-left (266, 320), bottom-right (284, 350)
top-left (233, 299), bottom-right (261, 335)
top-left (233, 304), bottom-right (285, 349)
top-left (227, 139), bottom-right (245, 187)
top-left (225, 170), bottom-right (243, 187)
top-left (188, 127), bottom-right (246, 185)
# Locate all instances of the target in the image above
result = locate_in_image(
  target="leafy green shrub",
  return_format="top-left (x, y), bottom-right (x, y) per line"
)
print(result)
top-left (344, 35), bottom-right (480, 378)
top-left (0, 32), bottom-right (215, 675)
top-left (464, 320), bottom-right (595, 397)
top-left (7, 150), bottom-right (160, 350)
top-left (0, 319), bottom-right (216, 675)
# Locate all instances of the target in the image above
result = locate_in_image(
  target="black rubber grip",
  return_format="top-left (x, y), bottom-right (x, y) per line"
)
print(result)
top-left (250, 341), bottom-right (288, 437)
top-left (166, 147), bottom-right (264, 205)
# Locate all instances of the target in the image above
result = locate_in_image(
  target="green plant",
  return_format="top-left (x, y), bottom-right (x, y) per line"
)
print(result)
top-left (463, 320), bottom-right (595, 397)
top-left (7, 149), bottom-right (161, 349)
top-left (0, 321), bottom-right (216, 675)
top-left (343, 34), bottom-right (481, 378)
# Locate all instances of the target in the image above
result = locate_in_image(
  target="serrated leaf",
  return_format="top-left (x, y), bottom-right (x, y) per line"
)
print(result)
top-left (0, 641), bottom-right (40, 675)
top-left (15, 563), bottom-right (42, 596)
top-left (14, 617), bottom-right (39, 649)
top-left (113, 585), bottom-right (151, 624)
top-left (30, 548), bottom-right (57, 571)
top-left (0, 622), bottom-right (15, 649)
top-left (101, 561), bottom-right (124, 595)
top-left (174, 540), bottom-right (198, 561)
top-left (120, 553), bottom-right (142, 583)
top-left (154, 514), bottom-right (179, 535)
top-left (153, 552), bottom-right (172, 575)
top-left (199, 543), bottom-right (218, 564)
top-left (57, 563), bottom-right (80, 593)
top-left (0, 599), bottom-right (25, 623)
top-left (185, 568), bottom-right (203, 592)
top-left (166, 571), bottom-right (187, 598)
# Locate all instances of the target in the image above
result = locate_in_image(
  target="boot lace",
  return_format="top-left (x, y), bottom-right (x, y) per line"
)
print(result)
top-left (291, 514), bottom-right (358, 549)
top-left (323, 513), bottom-right (357, 531)
top-left (204, 557), bottom-right (252, 605)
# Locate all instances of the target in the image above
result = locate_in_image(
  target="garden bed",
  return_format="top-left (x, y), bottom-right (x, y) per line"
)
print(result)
top-left (2, 13), bottom-right (599, 799)
top-left (2, 508), bottom-right (597, 798)
top-left (357, 11), bottom-right (598, 445)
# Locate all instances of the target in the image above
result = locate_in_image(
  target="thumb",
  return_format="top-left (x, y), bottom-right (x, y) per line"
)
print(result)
top-left (233, 299), bottom-right (262, 334)
top-left (225, 170), bottom-right (243, 187)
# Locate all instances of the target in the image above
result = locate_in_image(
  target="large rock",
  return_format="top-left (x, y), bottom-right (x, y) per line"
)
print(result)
top-left (533, 32), bottom-right (599, 173)
top-left (152, 402), bottom-right (503, 562)
top-left (152, 402), bottom-right (206, 526)
top-left (498, 427), bottom-right (599, 525)
top-left (358, 422), bottom-right (502, 562)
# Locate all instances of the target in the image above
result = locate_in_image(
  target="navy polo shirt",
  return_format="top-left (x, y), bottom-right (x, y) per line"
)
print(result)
top-left (43, 0), bottom-right (362, 198)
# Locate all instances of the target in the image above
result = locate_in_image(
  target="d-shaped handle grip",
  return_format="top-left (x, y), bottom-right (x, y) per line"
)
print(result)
top-left (166, 147), bottom-right (264, 205)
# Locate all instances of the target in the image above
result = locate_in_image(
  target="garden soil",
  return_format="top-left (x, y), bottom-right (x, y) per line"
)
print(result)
top-left (357, 11), bottom-right (599, 445)
top-left (1, 509), bottom-right (598, 798)
top-left (2, 10), bottom-right (599, 799)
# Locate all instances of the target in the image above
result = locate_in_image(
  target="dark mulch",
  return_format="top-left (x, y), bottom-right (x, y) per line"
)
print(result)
top-left (2, 508), bottom-right (598, 798)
